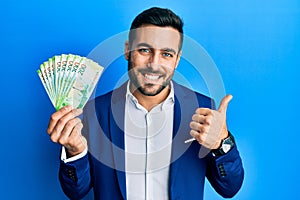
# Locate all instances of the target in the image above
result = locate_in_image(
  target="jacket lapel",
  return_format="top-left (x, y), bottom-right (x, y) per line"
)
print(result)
top-left (110, 83), bottom-right (127, 199)
top-left (169, 94), bottom-right (182, 198)
top-left (169, 82), bottom-right (200, 198)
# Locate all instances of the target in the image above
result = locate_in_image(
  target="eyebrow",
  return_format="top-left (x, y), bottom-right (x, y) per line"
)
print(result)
top-left (136, 43), bottom-right (177, 55)
top-left (161, 48), bottom-right (177, 55)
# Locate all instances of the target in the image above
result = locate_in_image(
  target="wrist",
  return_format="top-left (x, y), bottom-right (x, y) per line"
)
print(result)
top-left (213, 128), bottom-right (229, 150)
top-left (61, 146), bottom-right (88, 163)
top-left (65, 146), bottom-right (86, 158)
top-left (211, 131), bottom-right (235, 157)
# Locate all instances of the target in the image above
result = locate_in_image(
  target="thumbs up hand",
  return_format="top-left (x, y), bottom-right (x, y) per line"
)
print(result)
top-left (189, 95), bottom-right (233, 149)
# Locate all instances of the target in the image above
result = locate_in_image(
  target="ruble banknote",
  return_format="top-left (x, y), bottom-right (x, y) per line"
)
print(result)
top-left (37, 54), bottom-right (104, 110)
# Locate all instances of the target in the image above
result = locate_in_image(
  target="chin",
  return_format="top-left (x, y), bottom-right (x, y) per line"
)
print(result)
top-left (138, 84), bottom-right (167, 96)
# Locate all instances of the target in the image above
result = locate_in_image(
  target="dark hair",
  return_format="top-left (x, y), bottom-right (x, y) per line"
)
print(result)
top-left (129, 7), bottom-right (184, 50)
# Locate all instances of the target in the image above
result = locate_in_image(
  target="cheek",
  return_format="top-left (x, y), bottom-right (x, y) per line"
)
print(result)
top-left (130, 52), bottom-right (148, 64)
top-left (164, 61), bottom-right (177, 72)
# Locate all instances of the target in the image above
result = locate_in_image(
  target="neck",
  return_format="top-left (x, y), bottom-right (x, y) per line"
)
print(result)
top-left (130, 84), bottom-right (170, 111)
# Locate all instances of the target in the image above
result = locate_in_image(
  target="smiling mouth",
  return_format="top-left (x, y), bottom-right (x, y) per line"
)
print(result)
top-left (144, 73), bottom-right (161, 80)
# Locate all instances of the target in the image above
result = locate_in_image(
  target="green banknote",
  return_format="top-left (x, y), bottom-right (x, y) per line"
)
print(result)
top-left (37, 54), bottom-right (104, 110)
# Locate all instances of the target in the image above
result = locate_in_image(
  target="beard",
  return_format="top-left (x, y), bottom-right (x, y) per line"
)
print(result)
top-left (127, 55), bottom-right (173, 96)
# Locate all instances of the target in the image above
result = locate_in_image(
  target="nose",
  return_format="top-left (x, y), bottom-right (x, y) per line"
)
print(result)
top-left (148, 51), bottom-right (160, 69)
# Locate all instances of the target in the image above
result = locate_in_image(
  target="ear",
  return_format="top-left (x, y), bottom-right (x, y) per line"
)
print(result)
top-left (175, 50), bottom-right (182, 69)
top-left (124, 41), bottom-right (130, 61)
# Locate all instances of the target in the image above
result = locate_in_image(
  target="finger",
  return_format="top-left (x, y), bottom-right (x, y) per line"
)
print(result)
top-left (195, 108), bottom-right (213, 116)
top-left (192, 114), bottom-right (212, 125)
top-left (190, 130), bottom-right (207, 144)
top-left (69, 122), bottom-right (85, 148)
top-left (65, 123), bottom-right (86, 156)
top-left (218, 94), bottom-right (233, 113)
top-left (55, 118), bottom-right (82, 144)
top-left (190, 121), bottom-right (209, 133)
top-left (190, 129), bottom-right (198, 139)
top-left (47, 106), bottom-right (72, 134)
top-left (49, 109), bottom-right (83, 140)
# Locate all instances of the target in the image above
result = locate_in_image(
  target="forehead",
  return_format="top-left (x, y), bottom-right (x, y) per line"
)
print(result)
top-left (130, 25), bottom-right (181, 51)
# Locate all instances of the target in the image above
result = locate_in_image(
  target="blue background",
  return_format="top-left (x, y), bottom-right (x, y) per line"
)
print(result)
top-left (0, 0), bottom-right (299, 199)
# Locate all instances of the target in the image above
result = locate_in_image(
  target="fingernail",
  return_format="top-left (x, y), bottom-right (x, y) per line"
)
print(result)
top-left (64, 105), bottom-right (72, 111)
top-left (65, 105), bottom-right (71, 109)
top-left (75, 108), bottom-right (83, 114)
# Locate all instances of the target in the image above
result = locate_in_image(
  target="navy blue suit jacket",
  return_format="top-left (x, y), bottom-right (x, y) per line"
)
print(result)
top-left (59, 82), bottom-right (244, 200)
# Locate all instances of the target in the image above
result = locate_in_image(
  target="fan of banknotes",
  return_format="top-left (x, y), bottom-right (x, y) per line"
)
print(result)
top-left (37, 54), bottom-right (104, 110)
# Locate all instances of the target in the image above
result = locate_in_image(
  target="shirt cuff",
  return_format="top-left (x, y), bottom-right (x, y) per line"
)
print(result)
top-left (61, 146), bottom-right (88, 163)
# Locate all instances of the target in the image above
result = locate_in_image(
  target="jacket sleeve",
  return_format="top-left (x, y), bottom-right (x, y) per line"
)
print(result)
top-left (59, 153), bottom-right (92, 200)
top-left (206, 144), bottom-right (244, 198)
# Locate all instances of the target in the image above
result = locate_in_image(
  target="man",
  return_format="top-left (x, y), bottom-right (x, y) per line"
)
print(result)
top-left (47, 7), bottom-right (244, 200)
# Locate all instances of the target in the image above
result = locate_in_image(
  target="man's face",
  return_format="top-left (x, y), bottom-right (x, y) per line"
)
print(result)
top-left (125, 25), bottom-right (182, 96)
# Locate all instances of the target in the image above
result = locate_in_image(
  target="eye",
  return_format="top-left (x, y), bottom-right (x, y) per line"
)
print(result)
top-left (162, 52), bottom-right (173, 58)
top-left (138, 48), bottom-right (150, 54)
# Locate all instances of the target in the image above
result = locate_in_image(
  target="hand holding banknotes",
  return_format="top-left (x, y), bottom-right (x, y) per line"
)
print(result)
top-left (47, 105), bottom-right (87, 157)
top-left (38, 54), bottom-right (103, 157)
top-left (189, 95), bottom-right (233, 150)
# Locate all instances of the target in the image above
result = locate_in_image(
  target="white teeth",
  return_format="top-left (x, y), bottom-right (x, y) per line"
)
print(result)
top-left (145, 74), bottom-right (159, 80)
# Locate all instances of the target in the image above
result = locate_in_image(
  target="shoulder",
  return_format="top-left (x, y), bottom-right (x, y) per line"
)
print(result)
top-left (94, 82), bottom-right (127, 105)
top-left (84, 82), bottom-right (127, 115)
top-left (173, 81), bottom-right (216, 109)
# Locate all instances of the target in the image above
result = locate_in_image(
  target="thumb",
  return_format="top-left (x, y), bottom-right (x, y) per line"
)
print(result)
top-left (217, 94), bottom-right (233, 113)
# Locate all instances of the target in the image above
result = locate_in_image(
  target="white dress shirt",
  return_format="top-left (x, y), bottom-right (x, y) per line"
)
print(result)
top-left (125, 82), bottom-right (174, 200)
top-left (61, 81), bottom-right (175, 200)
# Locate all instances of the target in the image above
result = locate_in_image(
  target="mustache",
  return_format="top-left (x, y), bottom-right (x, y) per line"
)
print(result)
top-left (137, 68), bottom-right (163, 74)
